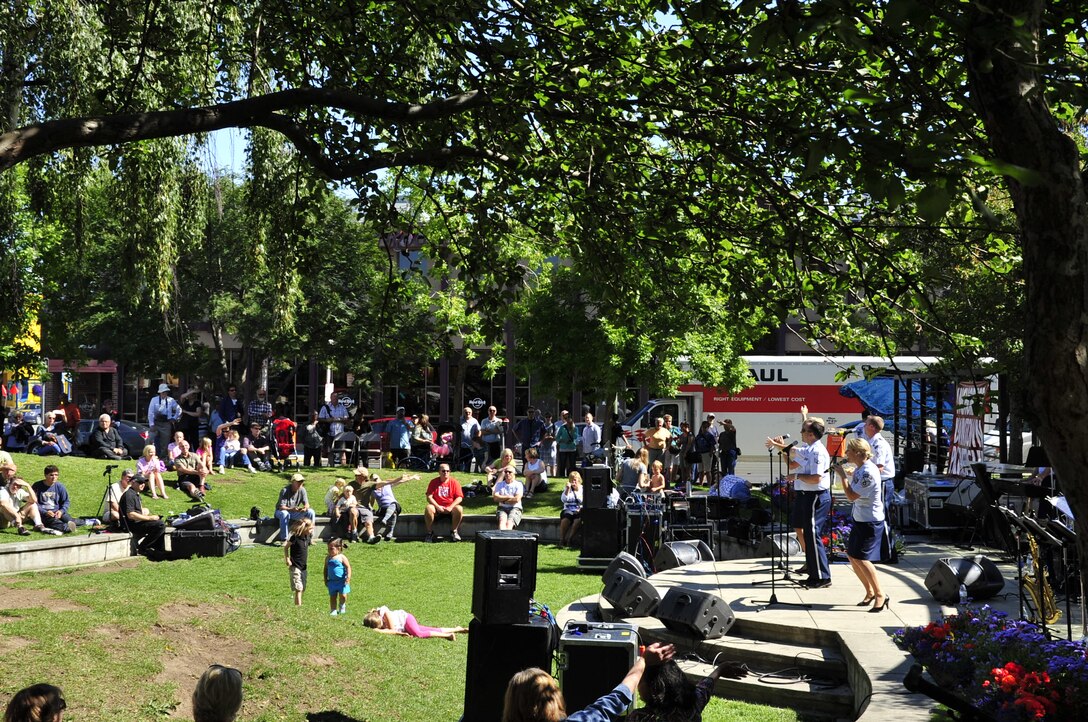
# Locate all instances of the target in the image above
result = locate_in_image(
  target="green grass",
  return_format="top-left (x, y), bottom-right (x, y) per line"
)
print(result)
top-left (0, 541), bottom-right (798, 721)
top-left (0, 455), bottom-right (561, 543)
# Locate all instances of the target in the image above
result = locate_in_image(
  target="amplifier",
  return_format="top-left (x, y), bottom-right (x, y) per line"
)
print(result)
top-left (667, 524), bottom-right (713, 547)
top-left (626, 508), bottom-right (663, 558)
top-left (559, 622), bottom-right (639, 713)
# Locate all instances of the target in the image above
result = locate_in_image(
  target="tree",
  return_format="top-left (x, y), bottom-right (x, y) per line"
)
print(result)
top-left (4, 1), bottom-right (1088, 563)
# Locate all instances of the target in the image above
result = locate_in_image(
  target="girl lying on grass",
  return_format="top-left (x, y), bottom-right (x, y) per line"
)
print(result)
top-left (363, 606), bottom-right (469, 641)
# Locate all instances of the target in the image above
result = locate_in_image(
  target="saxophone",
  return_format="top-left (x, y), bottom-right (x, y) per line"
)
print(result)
top-left (1023, 532), bottom-right (1061, 625)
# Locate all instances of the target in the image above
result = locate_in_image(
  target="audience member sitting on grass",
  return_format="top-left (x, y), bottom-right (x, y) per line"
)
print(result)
top-left (502, 643), bottom-right (675, 722)
top-left (119, 474), bottom-right (166, 556)
top-left (424, 464), bottom-right (464, 542)
top-left (0, 465), bottom-right (33, 536)
top-left (493, 467), bottom-right (524, 531)
top-left (274, 473), bottom-right (316, 545)
top-left (243, 422), bottom-right (278, 471)
top-left (485, 448), bottom-right (517, 487)
top-left (166, 431), bottom-right (186, 468)
top-left (192, 664), bottom-right (243, 722)
top-left (362, 469), bottom-right (417, 542)
top-left (3, 411), bottom-right (35, 454)
top-left (5, 471), bottom-right (45, 535)
top-left (195, 437), bottom-right (216, 475)
top-left (102, 468), bottom-right (134, 528)
top-left (3, 682), bottom-right (66, 722)
top-left (32, 466), bottom-right (76, 534)
top-left (136, 445), bottom-right (169, 499)
top-left (90, 414), bottom-right (128, 460)
top-left (627, 658), bottom-right (747, 722)
top-left (218, 430), bottom-right (256, 474)
top-left (35, 413), bottom-right (70, 456)
top-left (172, 440), bottom-right (209, 502)
top-left (523, 447), bottom-right (548, 498)
top-left (363, 605), bottom-right (469, 640)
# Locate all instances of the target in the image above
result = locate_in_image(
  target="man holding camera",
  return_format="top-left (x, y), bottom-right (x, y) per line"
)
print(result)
top-left (148, 383), bottom-right (181, 458)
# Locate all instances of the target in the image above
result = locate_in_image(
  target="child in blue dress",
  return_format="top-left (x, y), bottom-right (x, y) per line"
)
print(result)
top-left (324, 538), bottom-right (352, 616)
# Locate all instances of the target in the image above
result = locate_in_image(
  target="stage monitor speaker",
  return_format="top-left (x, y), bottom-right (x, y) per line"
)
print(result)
top-left (602, 569), bottom-right (661, 618)
top-left (472, 530), bottom-right (539, 624)
top-left (654, 539), bottom-right (715, 571)
top-left (581, 508), bottom-right (623, 559)
top-left (559, 622), bottom-right (639, 713)
top-left (924, 556), bottom-right (1005, 604)
top-left (583, 465), bottom-right (615, 509)
top-left (757, 532), bottom-right (802, 558)
top-left (601, 551), bottom-right (644, 583)
top-left (668, 524), bottom-right (713, 548)
top-left (656, 587), bottom-right (735, 640)
top-left (464, 616), bottom-right (556, 722)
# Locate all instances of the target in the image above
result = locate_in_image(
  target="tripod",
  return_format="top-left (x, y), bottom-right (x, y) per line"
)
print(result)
top-left (90, 464), bottom-right (119, 536)
top-left (754, 444), bottom-right (810, 610)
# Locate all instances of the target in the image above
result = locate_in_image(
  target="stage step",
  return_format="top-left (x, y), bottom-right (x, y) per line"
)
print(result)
top-left (581, 599), bottom-right (853, 718)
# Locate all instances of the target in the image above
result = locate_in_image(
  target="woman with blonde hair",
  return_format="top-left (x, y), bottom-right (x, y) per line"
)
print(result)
top-left (502, 643), bottom-right (675, 721)
top-left (832, 437), bottom-right (889, 612)
top-left (192, 664), bottom-right (243, 722)
top-left (137, 444), bottom-right (169, 499)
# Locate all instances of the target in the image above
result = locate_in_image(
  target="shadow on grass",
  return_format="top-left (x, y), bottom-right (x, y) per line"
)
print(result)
top-left (308, 712), bottom-right (362, 722)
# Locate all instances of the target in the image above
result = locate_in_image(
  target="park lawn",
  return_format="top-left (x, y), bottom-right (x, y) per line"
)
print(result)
top-left (0, 455), bottom-right (562, 544)
top-left (0, 541), bottom-right (798, 722)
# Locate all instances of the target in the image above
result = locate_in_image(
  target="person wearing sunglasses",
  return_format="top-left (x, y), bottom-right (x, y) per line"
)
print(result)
top-left (493, 466), bottom-right (524, 530)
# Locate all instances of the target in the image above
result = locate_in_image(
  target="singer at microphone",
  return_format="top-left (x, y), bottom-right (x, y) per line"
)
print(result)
top-left (765, 433), bottom-right (796, 454)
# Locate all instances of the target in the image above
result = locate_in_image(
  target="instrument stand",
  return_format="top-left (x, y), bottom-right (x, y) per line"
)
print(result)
top-left (754, 446), bottom-right (809, 611)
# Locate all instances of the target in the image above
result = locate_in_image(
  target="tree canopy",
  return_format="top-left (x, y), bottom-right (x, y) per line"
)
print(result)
top-left (5, 1), bottom-right (1088, 558)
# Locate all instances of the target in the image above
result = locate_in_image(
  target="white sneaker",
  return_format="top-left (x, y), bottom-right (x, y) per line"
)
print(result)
top-left (248, 467), bottom-right (257, 474)
top-left (217, 466), bottom-right (225, 474)
top-left (330, 610), bottom-right (339, 616)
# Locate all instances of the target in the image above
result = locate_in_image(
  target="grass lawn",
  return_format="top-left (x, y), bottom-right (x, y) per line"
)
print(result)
top-left (0, 455), bottom-right (560, 544)
top-left (1, 454), bottom-right (798, 721)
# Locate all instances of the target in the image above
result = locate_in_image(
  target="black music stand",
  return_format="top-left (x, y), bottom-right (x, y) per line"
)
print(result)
top-left (1046, 518), bottom-right (1080, 641)
top-left (1022, 515), bottom-right (1069, 641)
top-left (997, 507), bottom-right (1031, 621)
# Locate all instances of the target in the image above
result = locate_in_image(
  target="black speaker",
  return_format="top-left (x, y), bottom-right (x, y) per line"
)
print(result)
top-left (559, 622), bottom-right (639, 713)
top-left (600, 551), bottom-right (644, 583)
top-left (583, 465), bottom-right (615, 509)
top-left (472, 530), bottom-right (538, 624)
top-left (627, 508), bottom-right (663, 557)
top-left (602, 569), bottom-right (661, 617)
top-left (757, 532), bottom-right (802, 558)
top-left (464, 616), bottom-right (556, 722)
top-left (654, 540), bottom-right (714, 571)
top-left (924, 556), bottom-right (1006, 604)
top-left (656, 587), bottom-right (735, 639)
top-left (581, 508), bottom-right (623, 558)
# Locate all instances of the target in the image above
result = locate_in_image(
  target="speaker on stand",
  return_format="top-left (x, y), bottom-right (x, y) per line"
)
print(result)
top-left (472, 530), bottom-right (539, 625)
top-left (582, 465), bottom-right (615, 509)
top-left (463, 616), bottom-right (556, 722)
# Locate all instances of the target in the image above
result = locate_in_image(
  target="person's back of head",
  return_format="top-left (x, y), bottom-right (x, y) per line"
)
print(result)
top-left (192, 665), bottom-right (243, 722)
top-left (502, 668), bottom-right (566, 722)
top-left (4, 683), bottom-right (66, 722)
top-left (631, 661), bottom-right (698, 721)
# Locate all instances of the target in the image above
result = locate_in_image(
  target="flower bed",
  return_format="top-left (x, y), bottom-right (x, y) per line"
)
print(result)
top-left (894, 605), bottom-right (1088, 720)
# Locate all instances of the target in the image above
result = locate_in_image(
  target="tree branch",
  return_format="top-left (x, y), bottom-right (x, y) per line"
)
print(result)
top-left (0, 86), bottom-right (486, 172)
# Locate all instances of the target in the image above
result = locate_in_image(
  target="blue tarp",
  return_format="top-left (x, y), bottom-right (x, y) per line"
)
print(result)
top-left (839, 378), bottom-right (954, 434)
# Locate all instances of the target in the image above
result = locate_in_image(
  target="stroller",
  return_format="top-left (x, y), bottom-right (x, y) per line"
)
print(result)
top-left (272, 416), bottom-right (301, 470)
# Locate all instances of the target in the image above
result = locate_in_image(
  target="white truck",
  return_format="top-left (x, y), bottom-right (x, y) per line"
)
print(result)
top-left (619, 355), bottom-right (941, 456)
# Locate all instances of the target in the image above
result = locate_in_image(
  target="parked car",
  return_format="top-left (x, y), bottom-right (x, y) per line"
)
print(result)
top-left (76, 418), bottom-right (154, 458)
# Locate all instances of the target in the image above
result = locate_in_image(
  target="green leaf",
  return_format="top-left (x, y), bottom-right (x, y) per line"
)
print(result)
top-left (966, 155), bottom-right (1044, 186)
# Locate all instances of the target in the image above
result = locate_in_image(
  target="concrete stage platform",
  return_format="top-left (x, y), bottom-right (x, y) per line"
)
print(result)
top-left (556, 535), bottom-right (1083, 720)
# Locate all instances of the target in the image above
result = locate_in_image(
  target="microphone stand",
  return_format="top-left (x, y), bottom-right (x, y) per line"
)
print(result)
top-left (754, 440), bottom-right (809, 610)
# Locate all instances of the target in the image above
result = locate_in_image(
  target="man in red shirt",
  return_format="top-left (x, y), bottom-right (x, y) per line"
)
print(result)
top-left (424, 463), bottom-right (464, 542)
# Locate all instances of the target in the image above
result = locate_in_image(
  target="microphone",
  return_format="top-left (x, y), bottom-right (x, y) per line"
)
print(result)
top-left (783, 440), bottom-right (798, 451)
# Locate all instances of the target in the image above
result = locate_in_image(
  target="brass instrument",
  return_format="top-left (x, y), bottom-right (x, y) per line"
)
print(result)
top-left (1023, 531), bottom-right (1061, 626)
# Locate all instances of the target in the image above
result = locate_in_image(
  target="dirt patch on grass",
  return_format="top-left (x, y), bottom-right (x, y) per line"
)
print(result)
top-left (0, 635), bottom-right (32, 654)
top-left (308, 654), bottom-right (337, 667)
top-left (0, 586), bottom-right (90, 612)
top-left (61, 557), bottom-right (144, 575)
top-left (150, 604), bottom-right (255, 720)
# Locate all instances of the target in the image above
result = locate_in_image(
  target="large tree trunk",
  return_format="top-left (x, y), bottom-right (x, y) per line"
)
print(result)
top-left (966, 0), bottom-right (1088, 573)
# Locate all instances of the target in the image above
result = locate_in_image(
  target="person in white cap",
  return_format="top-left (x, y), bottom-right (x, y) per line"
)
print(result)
top-left (148, 383), bottom-right (181, 459)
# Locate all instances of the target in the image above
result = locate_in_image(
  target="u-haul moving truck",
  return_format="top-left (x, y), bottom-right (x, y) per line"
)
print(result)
top-left (620, 355), bottom-right (940, 455)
